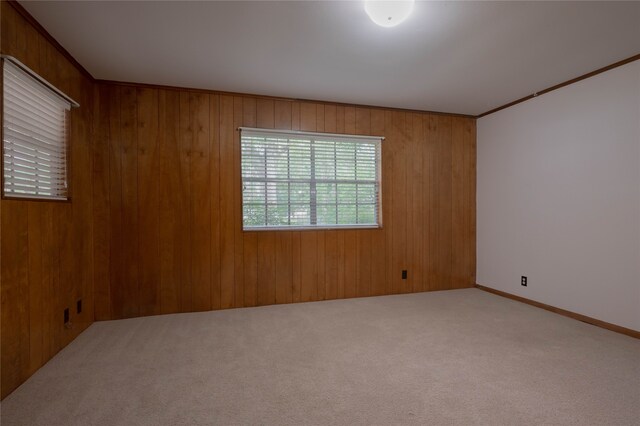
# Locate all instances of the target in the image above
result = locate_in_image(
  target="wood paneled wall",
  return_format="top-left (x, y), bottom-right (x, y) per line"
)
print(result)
top-left (93, 84), bottom-right (476, 319)
top-left (1, 1), bottom-right (95, 398)
top-left (1, 0), bottom-right (475, 400)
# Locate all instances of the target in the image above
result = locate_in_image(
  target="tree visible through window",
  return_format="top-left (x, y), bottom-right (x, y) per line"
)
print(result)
top-left (240, 128), bottom-right (382, 230)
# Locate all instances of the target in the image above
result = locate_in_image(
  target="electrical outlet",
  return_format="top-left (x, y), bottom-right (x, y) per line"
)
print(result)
top-left (64, 308), bottom-right (70, 324)
top-left (521, 276), bottom-right (528, 287)
top-left (402, 270), bottom-right (407, 280)
top-left (76, 299), bottom-right (82, 314)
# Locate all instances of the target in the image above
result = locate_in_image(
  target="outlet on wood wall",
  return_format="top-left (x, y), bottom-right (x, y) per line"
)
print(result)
top-left (92, 86), bottom-right (477, 319)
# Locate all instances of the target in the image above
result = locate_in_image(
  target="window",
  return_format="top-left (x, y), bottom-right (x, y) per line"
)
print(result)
top-left (2, 57), bottom-right (77, 200)
top-left (240, 127), bottom-right (383, 230)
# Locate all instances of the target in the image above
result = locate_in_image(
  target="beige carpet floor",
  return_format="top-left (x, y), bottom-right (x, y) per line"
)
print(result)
top-left (1, 288), bottom-right (639, 425)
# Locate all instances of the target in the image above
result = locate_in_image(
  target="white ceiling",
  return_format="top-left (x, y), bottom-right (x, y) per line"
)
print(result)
top-left (20, 1), bottom-right (640, 116)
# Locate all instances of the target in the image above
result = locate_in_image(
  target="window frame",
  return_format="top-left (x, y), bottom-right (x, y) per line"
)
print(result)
top-left (1, 55), bottom-right (78, 202)
top-left (239, 127), bottom-right (384, 232)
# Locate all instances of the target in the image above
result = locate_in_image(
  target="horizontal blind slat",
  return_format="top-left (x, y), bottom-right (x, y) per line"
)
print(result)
top-left (3, 176), bottom-right (67, 189)
top-left (5, 106), bottom-right (66, 139)
top-left (3, 59), bottom-right (70, 199)
top-left (3, 155), bottom-right (66, 170)
top-left (4, 129), bottom-right (66, 156)
top-left (5, 167), bottom-right (66, 181)
top-left (5, 62), bottom-right (71, 110)
top-left (240, 129), bottom-right (381, 229)
top-left (4, 146), bottom-right (66, 166)
top-left (4, 89), bottom-right (67, 125)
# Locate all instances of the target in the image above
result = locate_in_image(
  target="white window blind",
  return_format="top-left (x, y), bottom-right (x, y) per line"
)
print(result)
top-left (240, 127), bottom-right (383, 230)
top-left (2, 58), bottom-right (75, 200)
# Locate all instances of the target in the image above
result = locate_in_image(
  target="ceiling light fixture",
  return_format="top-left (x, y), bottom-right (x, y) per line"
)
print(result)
top-left (364, 0), bottom-right (415, 28)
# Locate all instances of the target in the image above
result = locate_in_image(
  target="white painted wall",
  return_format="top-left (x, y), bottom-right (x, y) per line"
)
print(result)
top-left (477, 60), bottom-right (640, 331)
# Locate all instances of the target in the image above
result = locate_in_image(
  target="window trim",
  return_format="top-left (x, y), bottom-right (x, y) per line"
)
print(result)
top-left (1, 56), bottom-right (79, 108)
top-left (1, 55), bottom-right (79, 202)
top-left (243, 224), bottom-right (382, 232)
top-left (239, 127), bottom-right (384, 231)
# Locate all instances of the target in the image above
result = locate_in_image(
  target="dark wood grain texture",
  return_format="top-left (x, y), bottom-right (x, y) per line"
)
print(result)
top-left (1, 0), bottom-right (95, 399)
top-left (94, 84), bottom-right (477, 320)
top-left (1, 0), bottom-right (477, 401)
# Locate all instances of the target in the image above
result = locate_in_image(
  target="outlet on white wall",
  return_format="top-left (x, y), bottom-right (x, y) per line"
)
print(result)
top-left (477, 61), bottom-right (640, 331)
